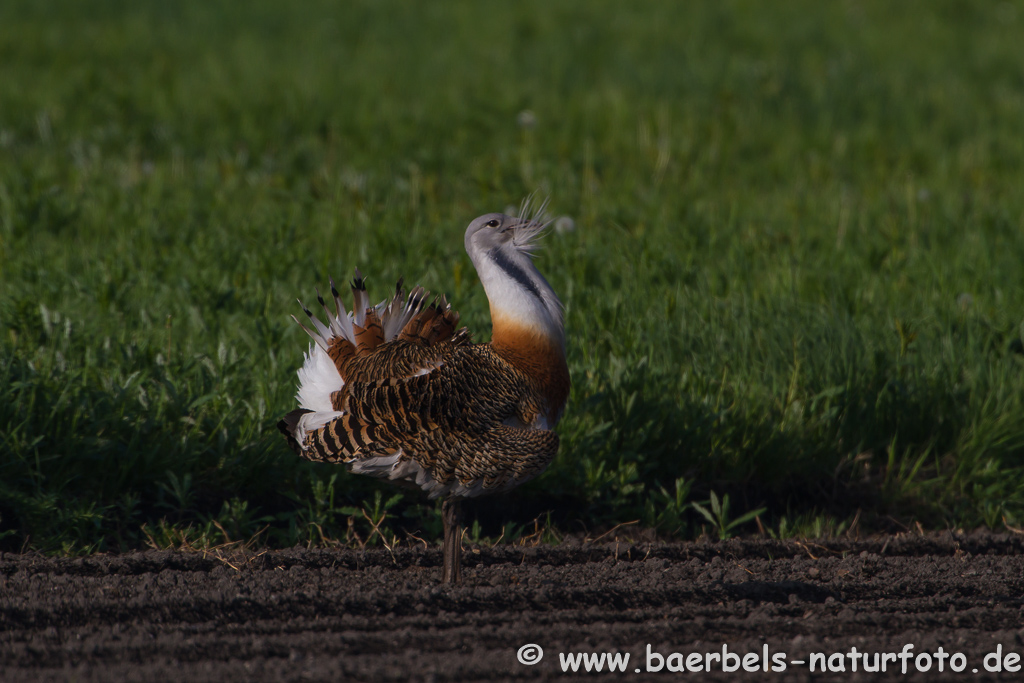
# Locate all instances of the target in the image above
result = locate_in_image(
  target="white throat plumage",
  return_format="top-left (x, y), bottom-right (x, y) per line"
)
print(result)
top-left (467, 240), bottom-right (565, 350)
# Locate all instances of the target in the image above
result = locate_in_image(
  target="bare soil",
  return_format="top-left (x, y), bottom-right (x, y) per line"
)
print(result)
top-left (3, 531), bottom-right (1024, 681)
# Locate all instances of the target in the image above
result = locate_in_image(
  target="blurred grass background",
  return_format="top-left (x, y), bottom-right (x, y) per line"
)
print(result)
top-left (1, 0), bottom-right (1023, 553)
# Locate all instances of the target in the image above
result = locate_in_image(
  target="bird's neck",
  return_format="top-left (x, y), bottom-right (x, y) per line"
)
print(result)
top-left (472, 248), bottom-right (569, 423)
top-left (491, 314), bottom-right (570, 424)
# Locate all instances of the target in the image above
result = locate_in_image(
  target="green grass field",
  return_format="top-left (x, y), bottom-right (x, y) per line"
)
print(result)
top-left (2, 1), bottom-right (1023, 554)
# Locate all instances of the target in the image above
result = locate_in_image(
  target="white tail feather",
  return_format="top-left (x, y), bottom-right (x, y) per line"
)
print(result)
top-left (294, 409), bottom-right (343, 447)
top-left (350, 450), bottom-right (403, 475)
top-left (382, 285), bottom-right (428, 340)
top-left (352, 268), bottom-right (368, 326)
top-left (329, 277), bottom-right (357, 343)
top-left (316, 288), bottom-right (345, 338)
top-left (291, 314), bottom-right (328, 352)
top-left (296, 343), bottom-right (344, 413)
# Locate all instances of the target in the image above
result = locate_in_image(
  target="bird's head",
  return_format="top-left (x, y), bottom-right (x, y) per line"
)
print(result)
top-left (463, 212), bottom-right (549, 263)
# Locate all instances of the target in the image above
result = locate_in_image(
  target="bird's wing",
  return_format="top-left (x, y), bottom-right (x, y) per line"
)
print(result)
top-left (280, 342), bottom-right (558, 498)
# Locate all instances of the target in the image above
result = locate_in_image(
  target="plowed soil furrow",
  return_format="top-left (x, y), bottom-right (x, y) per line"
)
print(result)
top-left (3, 532), bottom-right (1024, 681)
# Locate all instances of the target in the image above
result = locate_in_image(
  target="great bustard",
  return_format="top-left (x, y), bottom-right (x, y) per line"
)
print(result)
top-left (278, 208), bottom-right (570, 583)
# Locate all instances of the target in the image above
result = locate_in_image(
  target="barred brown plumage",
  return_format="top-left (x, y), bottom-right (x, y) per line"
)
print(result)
top-left (278, 205), bottom-right (569, 583)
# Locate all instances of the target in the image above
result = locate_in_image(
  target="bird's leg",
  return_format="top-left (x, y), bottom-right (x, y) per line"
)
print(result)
top-left (442, 498), bottom-right (463, 584)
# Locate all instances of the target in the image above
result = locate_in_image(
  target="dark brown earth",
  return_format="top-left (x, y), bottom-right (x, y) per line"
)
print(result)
top-left (3, 531), bottom-right (1024, 682)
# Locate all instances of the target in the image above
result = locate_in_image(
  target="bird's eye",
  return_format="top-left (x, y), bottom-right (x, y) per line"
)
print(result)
top-left (486, 219), bottom-right (501, 228)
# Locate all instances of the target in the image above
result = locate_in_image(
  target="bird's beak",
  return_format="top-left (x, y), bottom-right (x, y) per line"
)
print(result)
top-left (504, 218), bottom-right (531, 234)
